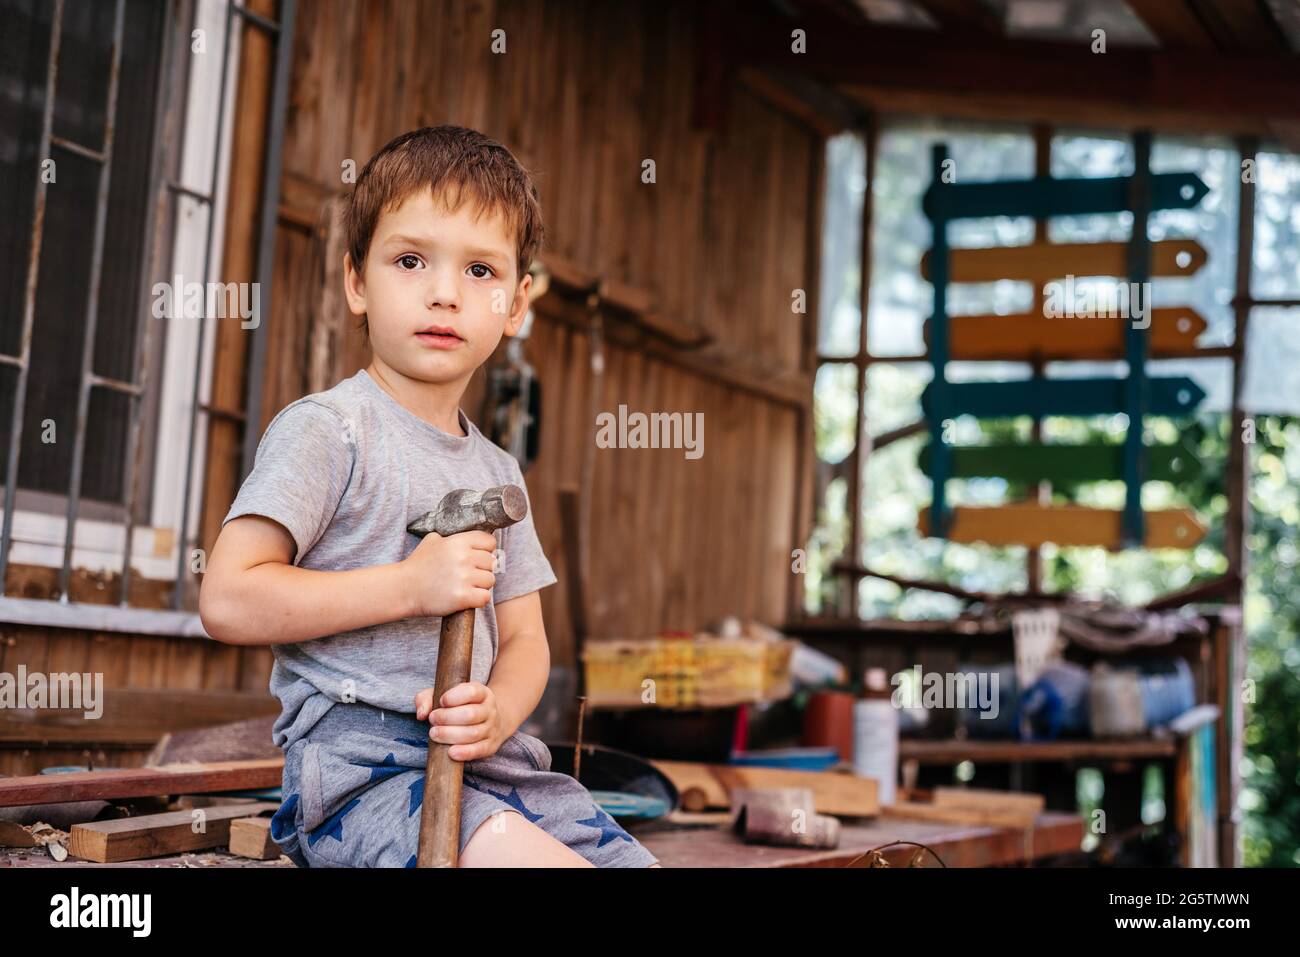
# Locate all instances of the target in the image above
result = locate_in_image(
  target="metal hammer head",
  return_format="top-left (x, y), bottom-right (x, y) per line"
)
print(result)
top-left (407, 485), bottom-right (528, 538)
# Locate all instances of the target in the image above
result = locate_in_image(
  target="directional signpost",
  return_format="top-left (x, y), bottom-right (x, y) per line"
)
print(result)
top-left (919, 134), bottom-right (1210, 550)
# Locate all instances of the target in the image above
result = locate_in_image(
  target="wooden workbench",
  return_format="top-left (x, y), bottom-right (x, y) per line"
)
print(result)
top-left (630, 811), bottom-right (1083, 867)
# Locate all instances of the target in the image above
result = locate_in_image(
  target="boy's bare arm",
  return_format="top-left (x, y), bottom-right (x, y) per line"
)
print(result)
top-left (485, 591), bottom-right (551, 736)
top-left (199, 514), bottom-right (498, 646)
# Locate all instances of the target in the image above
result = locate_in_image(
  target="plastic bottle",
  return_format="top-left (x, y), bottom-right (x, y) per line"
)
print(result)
top-left (853, 667), bottom-right (898, 806)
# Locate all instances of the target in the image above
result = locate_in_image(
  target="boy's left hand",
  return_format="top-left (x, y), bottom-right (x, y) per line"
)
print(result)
top-left (414, 681), bottom-right (507, 761)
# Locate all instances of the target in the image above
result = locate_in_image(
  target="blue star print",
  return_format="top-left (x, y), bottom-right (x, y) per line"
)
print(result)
top-left (270, 792), bottom-right (299, 841)
top-left (575, 806), bottom-right (632, 848)
top-left (464, 777), bottom-right (543, 823)
top-left (354, 752), bottom-right (408, 784)
top-left (307, 797), bottom-right (360, 848)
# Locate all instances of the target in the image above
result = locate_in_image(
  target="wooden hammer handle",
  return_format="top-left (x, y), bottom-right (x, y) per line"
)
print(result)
top-left (416, 607), bottom-right (476, 867)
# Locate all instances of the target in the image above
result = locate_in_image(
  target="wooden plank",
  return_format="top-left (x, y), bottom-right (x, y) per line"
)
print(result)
top-left (899, 737), bottom-right (1178, 763)
top-left (932, 786), bottom-right (1044, 817)
top-left (651, 760), bottom-right (879, 817)
top-left (919, 439), bottom-right (1203, 483)
top-left (0, 759), bottom-right (283, 808)
top-left (68, 802), bottom-right (277, 863)
top-left (228, 816), bottom-right (280, 861)
top-left (923, 172), bottom-right (1208, 221)
top-left (918, 504), bottom-right (1206, 548)
top-left (0, 688), bottom-right (280, 746)
top-left (883, 801), bottom-right (1038, 829)
top-left (923, 375), bottom-right (1205, 418)
top-left (937, 306), bottom-right (1206, 360)
top-left (921, 239), bottom-right (1207, 283)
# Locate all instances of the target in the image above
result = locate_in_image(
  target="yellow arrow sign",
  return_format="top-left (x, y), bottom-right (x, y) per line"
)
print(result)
top-left (929, 306), bottom-right (1206, 360)
top-left (918, 504), bottom-right (1205, 549)
top-left (921, 239), bottom-right (1208, 284)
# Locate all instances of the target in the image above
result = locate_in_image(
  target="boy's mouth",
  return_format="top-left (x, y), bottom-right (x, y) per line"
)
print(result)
top-left (415, 325), bottom-right (464, 350)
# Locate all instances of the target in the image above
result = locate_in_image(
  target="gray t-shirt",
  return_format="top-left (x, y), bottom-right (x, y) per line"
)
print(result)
top-left (222, 368), bottom-right (557, 749)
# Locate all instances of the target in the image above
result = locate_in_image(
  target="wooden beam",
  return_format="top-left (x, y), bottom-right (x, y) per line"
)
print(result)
top-left (918, 504), bottom-right (1206, 549)
top-left (918, 440), bottom-right (1203, 484)
top-left (937, 307), bottom-right (1206, 361)
top-left (910, 0), bottom-right (1002, 34)
top-left (0, 759), bottom-right (283, 807)
top-left (1188, 0), bottom-right (1289, 52)
top-left (729, 6), bottom-right (1300, 122)
top-left (68, 802), bottom-right (277, 863)
top-left (228, 815), bottom-right (280, 860)
top-left (843, 84), bottom-right (1291, 142)
top-left (1127, 0), bottom-right (1216, 50)
top-left (0, 687), bottom-right (280, 746)
top-left (739, 68), bottom-right (865, 136)
top-left (921, 239), bottom-right (1207, 284)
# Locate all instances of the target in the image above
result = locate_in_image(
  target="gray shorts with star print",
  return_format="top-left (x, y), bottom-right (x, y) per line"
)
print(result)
top-left (268, 701), bottom-right (659, 868)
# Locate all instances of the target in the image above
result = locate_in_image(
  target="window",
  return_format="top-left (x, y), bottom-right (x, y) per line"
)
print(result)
top-left (0, 0), bottom-right (292, 618)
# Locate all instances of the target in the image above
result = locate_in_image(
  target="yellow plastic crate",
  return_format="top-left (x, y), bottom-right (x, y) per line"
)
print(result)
top-left (581, 633), bottom-right (795, 709)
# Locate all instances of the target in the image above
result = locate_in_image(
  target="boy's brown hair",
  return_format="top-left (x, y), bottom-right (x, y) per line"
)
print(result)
top-left (344, 126), bottom-right (545, 332)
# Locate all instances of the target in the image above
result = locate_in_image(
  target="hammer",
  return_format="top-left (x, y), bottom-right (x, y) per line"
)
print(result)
top-left (407, 484), bottom-right (528, 867)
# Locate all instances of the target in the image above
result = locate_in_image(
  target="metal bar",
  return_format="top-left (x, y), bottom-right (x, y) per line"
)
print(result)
top-left (1225, 138), bottom-right (1258, 587)
top-left (0, 0), bottom-right (65, 596)
top-left (88, 373), bottom-right (145, 396)
top-left (1027, 122), bottom-right (1052, 595)
top-left (232, 2), bottom-right (281, 34)
top-left (819, 347), bottom-right (1235, 365)
top-left (1121, 131), bottom-right (1153, 548)
top-left (0, 596), bottom-right (207, 639)
top-left (926, 143), bottom-right (951, 539)
top-left (58, 0), bottom-right (128, 602)
top-left (1230, 296), bottom-right (1300, 308)
top-left (844, 115), bottom-right (876, 617)
top-left (239, 0), bottom-right (297, 482)
top-left (165, 179), bottom-right (213, 205)
top-left (118, 0), bottom-right (180, 607)
top-left (0, 354), bottom-right (23, 369)
top-left (174, 0), bottom-right (237, 608)
top-left (49, 134), bottom-right (106, 164)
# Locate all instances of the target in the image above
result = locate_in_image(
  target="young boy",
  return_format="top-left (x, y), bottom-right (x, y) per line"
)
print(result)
top-left (200, 126), bottom-right (659, 868)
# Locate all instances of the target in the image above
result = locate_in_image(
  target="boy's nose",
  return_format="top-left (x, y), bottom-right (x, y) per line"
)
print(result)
top-left (424, 269), bottom-right (461, 311)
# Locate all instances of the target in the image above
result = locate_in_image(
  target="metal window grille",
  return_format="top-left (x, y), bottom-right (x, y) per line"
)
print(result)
top-left (0, 0), bottom-right (296, 631)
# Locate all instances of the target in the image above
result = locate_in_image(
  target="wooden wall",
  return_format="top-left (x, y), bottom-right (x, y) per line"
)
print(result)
top-left (262, 0), bottom-right (821, 665)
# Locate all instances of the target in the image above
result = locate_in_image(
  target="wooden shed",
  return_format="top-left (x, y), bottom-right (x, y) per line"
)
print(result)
top-left (2, 0), bottom-right (1298, 870)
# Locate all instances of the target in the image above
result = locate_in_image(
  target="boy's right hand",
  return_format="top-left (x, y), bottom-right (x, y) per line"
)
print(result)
top-left (402, 529), bottom-right (498, 618)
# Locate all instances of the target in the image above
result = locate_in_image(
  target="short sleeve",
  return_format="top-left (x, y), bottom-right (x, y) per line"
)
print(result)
top-left (493, 458), bottom-right (558, 604)
top-left (222, 401), bottom-right (355, 563)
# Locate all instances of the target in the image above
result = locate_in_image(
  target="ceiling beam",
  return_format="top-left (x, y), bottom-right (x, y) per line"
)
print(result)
top-left (1125, 0), bottom-right (1216, 49)
top-left (1187, 0), bottom-right (1289, 53)
top-left (910, 0), bottom-right (1002, 34)
top-left (726, 5), bottom-right (1300, 123)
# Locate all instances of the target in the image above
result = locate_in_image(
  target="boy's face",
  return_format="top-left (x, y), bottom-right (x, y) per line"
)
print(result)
top-left (344, 188), bottom-right (530, 391)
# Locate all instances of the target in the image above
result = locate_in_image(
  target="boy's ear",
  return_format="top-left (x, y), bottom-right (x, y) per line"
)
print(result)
top-left (503, 272), bottom-right (532, 338)
top-left (343, 252), bottom-right (367, 317)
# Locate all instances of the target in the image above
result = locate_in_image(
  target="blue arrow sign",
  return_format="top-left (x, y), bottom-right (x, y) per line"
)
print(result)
top-left (923, 376), bottom-right (1206, 419)
top-left (923, 172), bottom-right (1209, 221)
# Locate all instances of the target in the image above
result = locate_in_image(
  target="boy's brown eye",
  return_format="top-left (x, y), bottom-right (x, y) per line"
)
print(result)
top-left (398, 255), bottom-right (421, 270)
top-left (468, 263), bottom-right (494, 279)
